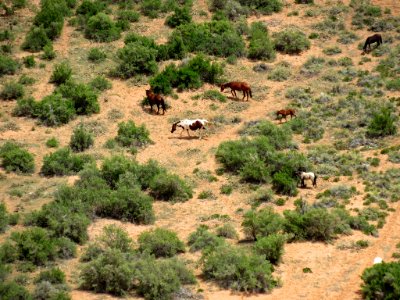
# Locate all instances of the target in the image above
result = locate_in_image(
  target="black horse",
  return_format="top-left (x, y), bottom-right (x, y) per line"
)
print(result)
top-left (363, 34), bottom-right (382, 52)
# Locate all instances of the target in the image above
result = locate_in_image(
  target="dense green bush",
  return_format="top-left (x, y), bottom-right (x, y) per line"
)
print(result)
top-left (33, 94), bottom-right (75, 126)
top-left (49, 62), bottom-right (72, 85)
top-left (0, 142), bottom-right (35, 174)
top-left (41, 43), bottom-right (56, 60)
top-left (248, 22), bottom-right (275, 61)
top-left (69, 124), bottom-right (94, 152)
top-left (273, 28), bottom-right (310, 54)
top-left (46, 137), bottom-right (59, 148)
top-left (165, 6), bottom-right (192, 28)
top-left (138, 228), bottom-right (185, 257)
top-left (32, 281), bottom-right (70, 300)
top-left (361, 261), bottom-right (400, 299)
top-left (0, 54), bottom-right (19, 77)
top-left (117, 10), bottom-right (140, 22)
top-left (0, 281), bottom-right (32, 300)
top-left (87, 47), bottom-right (107, 62)
top-left (140, 0), bottom-right (162, 18)
top-left (89, 75), bottom-right (112, 91)
top-left (0, 203), bottom-right (9, 233)
top-left (114, 42), bottom-right (158, 78)
top-left (0, 81), bottom-right (24, 100)
top-left (150, 173), bottom-right (193, 202)
top-left (21, 26), bottom-right (51, 52)
top-left (76, 0), bottom-right (106, 20)
top-left (35, 267), bottom-right (66, 284)
top-left (23, 55), bottom-right (36, 68)
top-left (41, 147), bottom-right (93, 176)
top-left (272, 171), bottom-right (298, 196)
top-left (367, 106), bottom-right (397, 138)
top-left (216, 223), bottom-right (239, 239)
top-left (85, 13), bottom-right (121, 42)
top-left (116, 120), bottom-right (151, 148)
top-left (254, 234), bottom-right (287, 264)
top-left (202, 245), bottom-right (277, 292)
top-left (242, 208), bottom-right (284, 241)
top-left (100, 155), bottom-right (138, 188)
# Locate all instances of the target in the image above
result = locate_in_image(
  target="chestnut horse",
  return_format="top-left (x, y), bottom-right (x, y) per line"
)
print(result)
top-left (145, 89), bottom-right (166, 115)
top-left (276, 109), bottom-right (296, 123)
top-left (221, 81), bottom-right (252, 101)
top-left (363, 34), bottom-right (382, 52)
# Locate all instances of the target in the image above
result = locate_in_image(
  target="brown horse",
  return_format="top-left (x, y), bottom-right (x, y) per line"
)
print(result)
top-left (145, 89), bottom-right (166, 115)
top-left (363, 33), bottom-right (382, 53)
top-left (276, 109), bottom-right (296, 123)
top-left (221, 81), bottom-right (252, 101)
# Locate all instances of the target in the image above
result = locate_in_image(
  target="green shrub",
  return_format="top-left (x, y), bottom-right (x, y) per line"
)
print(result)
top-left (0, 142), bottom-right (34, 174)
top-left (273, 28), bottom-right (310, 54)
top-left (0, 81), bottom-right (24, 100)
top-left (361, 262), bottom-right (400, 299)
top-left (49, 62), bottom-right (72, 85)
top-left (114, 42), bottom-right (158, 78)
top-left (33, 94), bottom-right (75, 126)
top-left (202, 245), bottom-right (277, 292)
top-left (85, 13), bottom-right (121, 42)
top-left (242, 208), bottom-right (284, 241)
top-left (138, 228), bottom-right (185, 257)
top-left (115, 120), bottom-right (151, 148)
top-left (69, 124), bottom-right (94, 152)
top-left (165, 6), bottom-right (192, 28)
top-left (18, 75), bottom-right (35, 85)
top-left (141, 0), bottom-right (162, 18)
top-left (117, 10), bottom-right (140, 22)
top-left (21, 26), bottom-right (51, 52)
top-left (367, 106), bottom-right (397, 138)
top-left (386, 78), bottom-right (400, 91)
top-left (0, 281), bottom-right (32, 300)
top-left (80, 249), bottom-right (134, 296)
top-left (323, 46), bottom-right (342, 56)
top-left (254, 234), bottom-right (287, 264)
top-left (100, 155), bottom-right (138, 188)
top-left (268, 66), bottom-right (291, 81)
top-left (215, 223), bottom-right (238, 239)
top-left (46, 137), bottom-right (59, 148)
top-left (87, 47), bottom-right (106, 62)
top-left (76, 0), bottom-right (106, 19)
top-left (56, 81), bottom-right (99, 115)
top-left (98, 224), bottom-right (134, 253)
top-left (41, 43), bottom-right (56, 60)
top-left (150, 173), bottom-right (193, 202)
top-left (23, 55), bottom-right (35, 68)
top-left (55, 237), bottom-right (77, 259)
top-left (32, 281), bottom-right (70, 300)
top-left (188, 225), bottom-right (224, 252)
top-left (11, 227), bottom-right (57, 265)
top-left (272, 171), bottom-right (298, 196)
top-left (0, 203), bottom-right (9, 233)
top-left (248, 21), bottom-right (275, 61)
top-left (89, 75), bottom-right (112, 91)
top-left (35, 267), bottom-right (66, 284)
top-left (0, 54), bottom-right (19, 77)
top-left (41, 147), bottom-right (93, 176)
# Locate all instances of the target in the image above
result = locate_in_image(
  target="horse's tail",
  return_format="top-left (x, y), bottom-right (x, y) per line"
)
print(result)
top-left (363, 40), bottom-right (368, 51)
top-left (161, 98), bottom-right (166, 112)
top-left (249, 88), bottom-right (252, 98)
top-left (313, 174), bottom-right (317, 187)
top-left (379, 35), bottom-right (383, 44)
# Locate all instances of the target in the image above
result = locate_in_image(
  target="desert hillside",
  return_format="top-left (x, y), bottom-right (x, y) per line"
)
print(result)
top-left (1, 0), bottom-right (400, 299)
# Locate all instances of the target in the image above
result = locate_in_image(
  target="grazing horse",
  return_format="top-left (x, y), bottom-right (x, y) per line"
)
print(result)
top-left (276, 109), bottom-right (296, 123)
top-left (171, 119), bottom-right (209, 139)
top-left (363, 34), bottom-right (382, 53)
top-left (220, 81), bottom-right (252, 101)
top-left (145, 89), bottom-right (166, 115)
top-left (296, 171), bottom-right (317, 188)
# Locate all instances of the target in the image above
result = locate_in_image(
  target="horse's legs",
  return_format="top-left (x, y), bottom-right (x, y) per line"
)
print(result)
top-left (150, 104), bottom-right (153, 113)
top-left (180, 128), bottom-right (185, 136)
top-left (187, 129), bottom-right (191, 137)
top-left (156, 104), bottom-right (160, 114)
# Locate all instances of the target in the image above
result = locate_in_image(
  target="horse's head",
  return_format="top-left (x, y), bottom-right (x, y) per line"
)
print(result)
top-left (145, 89), bottom-right (151, 97)
top-left (220, 84), bottom-right (225, 92)
top-left (171, 121), bottom-right (179, 133)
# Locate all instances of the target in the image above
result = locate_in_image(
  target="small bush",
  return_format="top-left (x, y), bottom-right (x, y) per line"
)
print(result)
top-left (46, 137), bottom-right (59, 148)
top-left (69, 124), bottom-right (94, 152)
top-left (273, 28), bottom-right (310, 54)
top-left (41, 147), bottom-right (93, 176)
top-left (140, 0), bottom-right (162, 18)
top-left (35, 267), bottom-right (66, 284)
top-left (0, 281), bottom-right (32, 300)
top-left (367, 106), bottom-right (397, 138)
top-left (0, 54), bottom-right (19, 77)
top-left (34, 94), bottom-right (76, 126)
top-left (242, 208), bottom-right (284, 241)
top-left (100, 155), bottom-right (138, 188)
top-left (89, 75), bottom-right (112, 91)
top-left (0, 81), bottom-right (24, 100)
top-left (0, 203), bottom-right (9, 233)
top-left (56, 237), bottom-right (77, 259)
top-left (117, 10), bottom-right (140, 22)
top-left (248, 22), bottom-right (275, 61)
top-left (87, 47), bottom-right (107, 62)
top-left (215, 223), bottom-right (238, 239)
top-left (32, 281), bottom-right (69, 300)
top-left (23, 55), bottom-right (35, 68)
top-left (150, 173), bottom-right (193, 202)
top-left (165, 6), bottom-right (192, 28)
top-left (272, 171), bottom-right (298, 196)
top-left (323, 46), bottom-right (342, 56)
top-left (56, 81), bottom-right (99, 115)
top-left (21, 26), bottom-right (51, 52)
top-left (85, 13), bottom-right (121, 42)
top-left (254, 234), bottom-right (287, 264)
top-left (361, 261), bottom-right (400, 299)
top-left (116, 120), bottom-right (151, 148)
top-left (41, 43), bottom-right (56, 60)
top-left (202, 245), bottom-right (277, 292)
top-left (0, 142), bottom-right (34, 174)
top-left (138, 228), bottom-right (185, 258)
top-left (188, 225), bottom-right (225, 252)
top-left (49, 62), bottom-right (72, 85)
top-left (268, 66), bottom-right (291, 81)
top-left (18, 75), bottom-right (35, 85)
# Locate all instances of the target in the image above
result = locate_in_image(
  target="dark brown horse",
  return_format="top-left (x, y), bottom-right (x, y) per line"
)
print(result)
top-left (220, 81), bottom-right (252, 101)
top-left (145, 89), bottom-right (166, 115)
top-left (276, 109), bottom-right (296, 123)
top-left (363, 34), bottom-right (382, 52)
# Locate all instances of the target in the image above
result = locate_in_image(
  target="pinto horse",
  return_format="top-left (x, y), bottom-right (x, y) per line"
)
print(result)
top-left (295, 171), bottom-right (317, 188)
top-left (171, 119), bottom-right (209, 139)
top-left (363, 34), bottom-right (382, 53)
top-left (276, 109), bottom-right (296, 123)
top-left (145, 89), bottom-right (166, 115)
top-left (221, 81), bottom-right (252, 101)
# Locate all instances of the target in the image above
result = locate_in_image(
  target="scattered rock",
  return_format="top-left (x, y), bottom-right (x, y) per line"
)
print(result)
top-left (253, 63), bottom-right (270, 73)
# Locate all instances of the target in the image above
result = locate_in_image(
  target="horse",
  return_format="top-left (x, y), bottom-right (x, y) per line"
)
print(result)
top-left (295, 171), bottom-right (317, 188)
top-left (276, 109), bottom-right (296, 123)
top-left (363, 34), bottom-right (382, 53)
top-left (171, 119), bottom-right (209, 139)
top-left (145, 89), bottom-right (166, 115)
top-left (220, 81), bottom-right (252, 101)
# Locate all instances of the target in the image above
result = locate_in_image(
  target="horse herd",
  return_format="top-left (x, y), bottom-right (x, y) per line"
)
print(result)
top-left (141, 33), bottom-right (382, 189)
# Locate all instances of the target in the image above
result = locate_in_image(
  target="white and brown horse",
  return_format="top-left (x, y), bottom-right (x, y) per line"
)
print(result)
top-left (296, 171), bottom-right (317, 188)
top-left (171, 119), bottom-right (209, 139)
